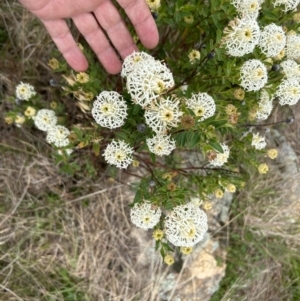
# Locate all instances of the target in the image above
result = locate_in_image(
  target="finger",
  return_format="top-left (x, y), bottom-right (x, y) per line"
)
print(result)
top-left (93, 1), bottom-right (138, 60)
top-left (72, 12), bottom-right (123, 74)
top-left (42, 19), bottom-right (88, 71)
top-left (117, 0), bottom-right (159, 49)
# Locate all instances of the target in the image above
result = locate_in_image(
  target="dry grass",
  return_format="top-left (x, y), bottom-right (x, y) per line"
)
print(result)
top-left (0, 119), bottom-right (170, 300)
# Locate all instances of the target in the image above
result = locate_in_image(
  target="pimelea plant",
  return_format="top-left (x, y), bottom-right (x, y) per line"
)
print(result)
top-left (5, 0), bottom-right (300, 264)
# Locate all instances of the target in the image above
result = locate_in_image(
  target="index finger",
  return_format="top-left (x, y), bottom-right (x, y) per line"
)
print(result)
top-left (117, 0), bottom-right (159, 49)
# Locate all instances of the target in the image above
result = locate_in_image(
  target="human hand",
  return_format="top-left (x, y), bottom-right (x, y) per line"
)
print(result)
top-left (18, 0), bottom-right (159, 74)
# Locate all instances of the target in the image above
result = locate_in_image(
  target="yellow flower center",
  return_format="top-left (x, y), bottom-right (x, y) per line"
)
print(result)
top-left (143, 215), bottom-right (151, 224)
top-left (290, 87), bottom-right (299, 95)
top-left (115, 152), bottom-right (126, 161)
top-left (195, 106), bottom-right (205, 117)
top-left (161, 109), bottom-right (174, 122)
top-left (152, 79), bottom-right (166, 94)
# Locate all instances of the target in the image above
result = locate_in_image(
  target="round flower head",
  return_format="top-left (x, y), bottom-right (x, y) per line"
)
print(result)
top-left (209, 144), bottom-right (230, 167)
top-left (273, 0), bottom-right (300, 12)
top-left (181, 246), bottom-right (193, 255)
top-left (153, 229), bottom-right (164, 240)
top-left (184, 15), bottom-right (194, 24)
top-left (258, 24), bottom-right (286, 57)
top-left (91, 91), bottom-right (128, 129)
top-left (221, 16), bottom-right (260, 57)
top-left (103, 140), bottom-right (133, 169)
top-left (240, 59), bottom-right (268, 92)
top-left (144, 97), bottom-right (183, 134)
top-left (146, 134), bottom-right (176, 156)
top-left (276, 78), bottom-right (300, 106)
top-left (15, 115), bottom-right (25, 126)
top-left (233, 88), bottom-right (245, 100)
top-left (256, 90), bottom-right (273, 120)
top-left (231, 0), bottom-right (261, 19)
top-left (46, 125), bottom-right (70, 148)
top-left (164, 202), bottom-right (208, 247)
top-left (16, 82), bottom-right (36, 101)
top-left (164, 254), bottom-right (175, 265)
top-left (48, 58), bottom-right (59, 70)
top-left (215, 188), bottom-right (224, 198)
top-left (226, 183), bottom-right (236, 193)
top-left (188, 49), bottom-right (201, 64)
top-left (286, 34), bottom-right (300, 61)
top-left (121, 51), bottom-right (156, 78)
top-left (145, 0), bottom-right (161, 11)
top-left (186, 93), bottom-right (216, 122)
top-left (126, 61), bottom-right (174, 107)
top-left (251, 133), bottom-right (266, 150)
top-left (280, 59), bottom-right (300, 81)
top-left (24, 106), bottom-right (36, 118)
top-left (130, 202), bottom-right (161, 230)
top-left (267, 148), bottom-right (278, 159)
top-left (258, 163), bottom-right (268, 174)
top-left (293, 12), bottom-right (300, 23)
top-left (34, 109), bottom-right (57, 131)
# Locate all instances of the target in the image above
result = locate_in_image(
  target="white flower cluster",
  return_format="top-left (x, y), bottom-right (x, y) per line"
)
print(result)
top-left (276, 78), bottom-right (300, 106)
top-left (15, 82), bottom-right (36, 101)
top-left (209, 144), bottom-right (230, 167)
top-left (123, 52), bottom-right (174, 107)
top-left (121, 51), bottom-right (155, 78)
top-left (144, 97), bottom-right (182, 133)
top-left (103, 140), bottom-right (133, 169)
top-left (280, 60), bottom-right (300, 81)
top-left (258, 24), bottom-right (286, 57)
top-left (222, 16), bottom-right (260, 57)
top-left (273, 0), bottom-right (300, 12)
top-left (146, 134), bottom-right (176, 156)
top-left (46, 125), bottom-right (70, 147)
top-left (164, 202), bottom-right (208, 247)
top-left (231, 0), bottom-right (261, 19)
top-left (186, 92), bottom-right (216, 122)
top-left (251, 133), bottom-right (266, 150)
top-left (256, 90), bottom-right (273, 120)
top-left (130, 202), bottom-right (162, 230)
top-left (91, 91), bottom-right (127, 129)
top-left (240, 59), bottom-right (268, 92)
top-left (286, 34), bottom-right (300, 61)
top-left (34, 109), bottom-right (57, 131)
top-left (34, 109), bottom-right (71, 149)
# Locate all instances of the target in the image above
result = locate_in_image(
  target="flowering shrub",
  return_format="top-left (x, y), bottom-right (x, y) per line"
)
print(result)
top-left (5, 0), bottom-right (299, 263)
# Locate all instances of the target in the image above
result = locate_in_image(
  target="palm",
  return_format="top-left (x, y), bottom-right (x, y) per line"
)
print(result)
top-left (18, 0), bottom-right (159, 73)
top-left (19, 0), bottom-right (103, 19)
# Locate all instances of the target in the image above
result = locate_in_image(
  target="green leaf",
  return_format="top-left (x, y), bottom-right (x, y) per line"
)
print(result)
top-left (150, 153), bottom-right (156, 164)
top-left (115, 131), bottom-right (128, 140)
top-left (205, 119), bottom-right (228, 129)
top-left (132, 104), bottom-right (141, 115)
top-left (209, 140), bottom-right (224, 153)
top-left (136, 143), bottom-right (148, 152)
top-left (93, 142), bottom-right (100, 156)
top-left (134, 189), bottom-right (142, 203)
top-left (155, 240), bottom-right (161, 251)
top-left (187, 131), bottom-right (201, 148)
top-left (174, 131), bottom-right (187, 147)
